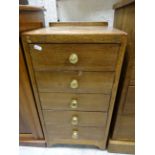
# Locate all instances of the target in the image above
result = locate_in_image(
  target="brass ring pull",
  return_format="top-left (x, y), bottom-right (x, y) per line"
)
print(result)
top-left (69, 53), bottom-right (78, 64)
top-left (72, 130), bottom-right (79, 139)
top-left (70, 79), bottom-right (79, 89)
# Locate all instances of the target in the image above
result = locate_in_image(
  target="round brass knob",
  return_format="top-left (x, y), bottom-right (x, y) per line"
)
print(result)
top-left (69, 53), bottom-right (78, 64)
top-left (70, 99), bottom-right (78, 109)
top-left (72, 130), bottom-right (79, 139)
top-left (70, 79), bottom-right (79, 89)
top-left (71, 116), bottom-right (78, 125)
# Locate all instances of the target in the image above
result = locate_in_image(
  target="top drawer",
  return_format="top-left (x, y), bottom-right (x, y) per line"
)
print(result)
top-left (29, 44), bottom-right (119, 71)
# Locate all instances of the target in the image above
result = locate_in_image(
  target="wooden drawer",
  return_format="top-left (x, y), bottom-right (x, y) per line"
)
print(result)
top-left (40, 92), bottom-right (110, 112)
top-left (43, 110), bottom-right (107, 127)
top-left (113, 115), bottom-right (135, 141)
top-left (35, 71), bottom-right (114, 94)
top-left (29, 44), bottom-right (119, 71)
top-left (46, 125), bottom-right (105, 142)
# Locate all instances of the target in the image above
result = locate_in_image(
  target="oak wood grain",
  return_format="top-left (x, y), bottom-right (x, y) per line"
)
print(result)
top-left (130, 65), bottom-right (135, 85)
top-left (112, 115), bottom-right (135, 141)
top-left (29, 44), bottom-right (119, 72)
top-left (19, 45), bottom-right (43, 138)
top-left (108, 139), bottom-right (135, 154)
top-left (22, 26), bottom-right (127, 44)
top-left (122, 86), bottom-right (135, 114)
top-left (108, 1), bottom-right (135, 153)
top-left (113, 0), bottom-right (135, 9)
top-left (19, 5), bottom-right (45, 33)
top-left (40, 92), bottom-right (110, 112)
top-left (35, 71), bottom-right (114, 94)
top-left (49, 22), bottom-right (108, 27)
top-left (19, 5), bottom-right (46, 11)
top-left (47, 125), bottom-right (105, 141)
top-left (19, 134), bottom-right (46, 147)
top-left (47, 125), bottom-right (106, 149)
top-left (43, 110), bottom-right (107, 127)
top-left (19, 5), bottom-right (45, 146)
top-left (22, 22), bottom-right (127, 149)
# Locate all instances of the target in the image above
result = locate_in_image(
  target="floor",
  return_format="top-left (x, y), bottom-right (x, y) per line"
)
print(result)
top-left (19, 146), bottom-right (130, 155)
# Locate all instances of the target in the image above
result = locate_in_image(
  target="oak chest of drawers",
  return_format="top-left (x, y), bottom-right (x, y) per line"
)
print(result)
top-left (19, 5), bottom-right (45, 146)
top-left (22, 22), bottom-right (127, 149)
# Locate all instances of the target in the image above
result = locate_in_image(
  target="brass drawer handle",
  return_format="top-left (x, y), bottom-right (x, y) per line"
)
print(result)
top-left (70, 79), bottom-right (79, 89)
top-left (72, 130), bottom-right (79, 139)
top-left (69, 53), bottom-right (78, 64)
top-left (70, 99), bottom-right (78, 109)
top-left (71, 116), bottom-right (79, 125)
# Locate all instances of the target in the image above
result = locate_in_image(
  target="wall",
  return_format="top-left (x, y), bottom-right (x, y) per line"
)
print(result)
top-left (28, 0), bottom-right (57, 26)
top-left (57, 0), bottom-right (117, 27)
top-left (28, 0), bottom-right (117, 27)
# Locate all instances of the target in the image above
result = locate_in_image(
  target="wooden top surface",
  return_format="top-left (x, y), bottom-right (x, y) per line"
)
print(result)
top-left (113, 0), bottom-right (135, 9)
top-left (49, 22), bottom-right (108, 27)
top-left (19, 5), bottom-right (46, 11)
top-left (22, 23), bottom-right (127, 43)
top-left (22, 26), bottom-right (127, 36)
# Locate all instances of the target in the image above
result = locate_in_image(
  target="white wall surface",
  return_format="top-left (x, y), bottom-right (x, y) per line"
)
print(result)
top-left (57, 0), bottom-right (117, 27)
top-left (28, 0), bottom-right (117, 27)
top-left (28, 0), bottom-right (57, 26)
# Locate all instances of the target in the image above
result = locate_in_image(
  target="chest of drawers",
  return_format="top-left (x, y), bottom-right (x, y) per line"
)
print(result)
top-left (22, 22), bottom-right (127, 149)
top-left (19, 5), bottom-right (45, 146)
top-left (108, 1), bottom-right (135, 154)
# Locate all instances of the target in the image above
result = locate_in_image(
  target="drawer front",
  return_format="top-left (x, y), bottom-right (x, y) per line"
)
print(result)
top-left (40, 93), bottom-right (110, 112)
top-left (46, 125), bottom-right (105, 141)
top-left (30, 44), bottom-right (119, 71)
top-left (113, 115), bottom-right (135, 141)
top-left (43, 111), bottom-right (107, 127)
top-left (35, 71), bottom-right (114, 94)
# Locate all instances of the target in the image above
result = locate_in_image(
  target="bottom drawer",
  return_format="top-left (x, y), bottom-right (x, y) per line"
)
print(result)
top-left (113, 115), bottom-right (135, 141)
top-left (46, 125), bottom-right (106, 142)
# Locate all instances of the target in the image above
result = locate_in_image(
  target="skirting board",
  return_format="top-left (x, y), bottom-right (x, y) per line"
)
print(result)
top-left (108, 139), bottom-right (135, 154)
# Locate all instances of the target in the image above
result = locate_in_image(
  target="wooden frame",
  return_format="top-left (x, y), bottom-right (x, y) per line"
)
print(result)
top-left (20, 134), bottom-right (46, 147)
top-left (21, 23), bottom-right (127, 149)
top-left (19, 5), bottom-right (46, 146)
top-left (49, 22), bottom-right (108, 27)
top-left (108, 0), bottom-right (135, 154)
top-left (108, 139), bottom-right (135, 154)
